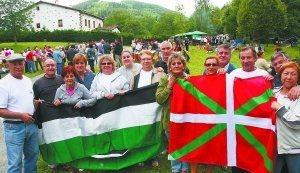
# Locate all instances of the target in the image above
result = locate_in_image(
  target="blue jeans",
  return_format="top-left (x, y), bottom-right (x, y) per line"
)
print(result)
top-left (56, 63), bottom-right (62, 75)
top-left (4, 122), bottom-right (38, 173)
top-left (275, 153), bottom-right (300, 173)
top-left (165, 131), bottom-right (189, 172)
top-left (26, 61), bottom-right (36, 73)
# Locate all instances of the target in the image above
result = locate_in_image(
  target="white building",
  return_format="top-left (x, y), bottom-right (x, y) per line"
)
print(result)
top-left (29, 1), bottom-right (104, 31)
top-left (97, 25), bottom-right (120, 33)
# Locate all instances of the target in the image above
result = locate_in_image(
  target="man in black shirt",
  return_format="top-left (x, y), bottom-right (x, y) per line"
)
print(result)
top-left (66, 45), bottom-right (78, 65)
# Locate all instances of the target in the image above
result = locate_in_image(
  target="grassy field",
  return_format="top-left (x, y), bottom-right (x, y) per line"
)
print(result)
top-left (1, 42), bottom-right (299, 172)
top-left (188, 44), bottom-right (300, 75)
top-left (0, 42), bottom-right (70, 53)
top-left (1, 42), bottom-right (299, 76)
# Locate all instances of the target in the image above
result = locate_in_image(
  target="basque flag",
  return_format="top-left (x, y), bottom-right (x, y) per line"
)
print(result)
top-left (169, 74), bottom-right (276, 173)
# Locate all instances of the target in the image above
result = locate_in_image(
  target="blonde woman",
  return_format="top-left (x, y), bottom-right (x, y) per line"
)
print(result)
top-left (90, 55), bottom-right (129, 100)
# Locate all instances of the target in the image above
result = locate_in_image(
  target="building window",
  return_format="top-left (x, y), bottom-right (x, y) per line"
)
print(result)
top-left (58, 19), bottom-right (63, 27)
top-left (88, 20), bottom-right (90, 28)
top-left (85, 19), bottom-right (87, 26)
top-left (36, 6), bottom-right (39, 11)
top-left (36, 23), bottom-right (40, 28)
top-left (93, 21), bottom-right (95, 28)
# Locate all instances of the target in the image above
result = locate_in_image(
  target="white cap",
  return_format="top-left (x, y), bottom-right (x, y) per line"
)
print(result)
top-left (6, 54), bottom-right (25, 62)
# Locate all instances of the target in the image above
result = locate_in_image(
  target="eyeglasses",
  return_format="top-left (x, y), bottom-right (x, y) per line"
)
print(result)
top-left (205, 63), bottom-right (218, 67)
top-left (101, 62), bottom-right (112, 65)
top-left (44, 64), bottom-right (56, 67)
top-left (161, 47), bottom-right (171, 50)
top-left (141, 58), bottom-right (152, 61)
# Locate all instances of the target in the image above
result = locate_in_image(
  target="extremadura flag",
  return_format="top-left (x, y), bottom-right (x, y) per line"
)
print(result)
top-left (37, 84), bottom-right (164, 170)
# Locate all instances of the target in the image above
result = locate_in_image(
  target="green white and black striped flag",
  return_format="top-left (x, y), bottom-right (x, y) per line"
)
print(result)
top-left (37, 84), bottom-right (164, 170)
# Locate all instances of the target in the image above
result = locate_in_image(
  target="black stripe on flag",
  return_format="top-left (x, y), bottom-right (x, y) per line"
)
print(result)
top-left (36, 84), bottom-right (158, 127)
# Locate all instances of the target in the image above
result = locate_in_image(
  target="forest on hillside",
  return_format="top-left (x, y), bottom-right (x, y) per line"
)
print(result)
top-left (73, 0), bottom-right (300, 43)
top-left (1, 0), bottom-right (299, 43)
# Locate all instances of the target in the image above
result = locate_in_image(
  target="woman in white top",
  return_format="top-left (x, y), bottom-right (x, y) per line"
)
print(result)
top-left (117, 50), bottom-right (142, 83)
top-left (90, 55), bottom-right (129, 100)
top-left (271, 61), bottom-right (300, 173)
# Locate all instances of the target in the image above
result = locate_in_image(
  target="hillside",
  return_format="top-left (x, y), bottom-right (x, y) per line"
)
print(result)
top-left (73, 0), bottom-right (173, 20)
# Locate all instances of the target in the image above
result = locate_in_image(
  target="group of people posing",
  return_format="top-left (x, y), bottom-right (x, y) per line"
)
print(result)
top-left (0, 41), bottom-right (299, 173)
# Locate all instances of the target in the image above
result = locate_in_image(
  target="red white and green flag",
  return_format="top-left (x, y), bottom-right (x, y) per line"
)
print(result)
top-left (169, 74), bottom-right (276, 173)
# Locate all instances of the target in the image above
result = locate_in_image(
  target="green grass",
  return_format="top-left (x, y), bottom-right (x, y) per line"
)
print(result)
top-left (187, 44), bottom-right (300, 75)
top-left (0, 42), bottom-right (71, 53)
top-left (37, 154), bottom-right (231, 173)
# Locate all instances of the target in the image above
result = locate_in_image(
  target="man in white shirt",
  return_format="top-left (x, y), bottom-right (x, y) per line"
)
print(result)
top-left (230, 46), bottom-right (269, 78)
top-left (230, 47), bottom-right (270, 173)
top-left (0, 54), bottom-right (38, 173)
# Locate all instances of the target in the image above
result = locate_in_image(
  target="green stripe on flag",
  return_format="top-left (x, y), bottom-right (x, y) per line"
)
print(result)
top-left (236, 125), bottom-right (273, 172)
top-left (177, 79), bottom-right (226, 114)
top-left (235, 89), bottom-right (273, 115)
top-left (40, 122), bottom-right (161, 164)
top-left (169, 124), bottom-right (226, 160)
top-left (70, 141), bottom-right (162, 170)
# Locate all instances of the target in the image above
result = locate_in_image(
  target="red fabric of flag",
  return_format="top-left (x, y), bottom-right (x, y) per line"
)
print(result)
top-left (234, 77), bottom-right (276, 173)
top-left (169, 75), bottom-right (276, 173)
top-left (169, 75), bottom-right (227, 165)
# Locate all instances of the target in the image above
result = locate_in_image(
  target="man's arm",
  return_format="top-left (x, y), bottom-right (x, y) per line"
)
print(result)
top-left (0, 108), bottom-right (35, 124)
top-left (288, 85), bottom-right (300, 101)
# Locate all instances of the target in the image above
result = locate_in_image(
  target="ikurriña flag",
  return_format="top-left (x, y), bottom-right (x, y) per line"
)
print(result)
top-left (169, 74), bottom-right (276, 173)
top-left (37, 84), bottom-right (164, 170)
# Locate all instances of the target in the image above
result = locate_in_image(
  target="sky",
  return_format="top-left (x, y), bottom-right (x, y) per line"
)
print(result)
top-left (38, 0), bottom-right (231, 16)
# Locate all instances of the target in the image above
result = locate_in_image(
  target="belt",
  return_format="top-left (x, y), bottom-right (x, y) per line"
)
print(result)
top-left (3, 120), bottom-right (24, 124)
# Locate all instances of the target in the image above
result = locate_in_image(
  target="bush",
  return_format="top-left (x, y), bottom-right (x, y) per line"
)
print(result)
top-left (0, 30), bottom-right (138, 44)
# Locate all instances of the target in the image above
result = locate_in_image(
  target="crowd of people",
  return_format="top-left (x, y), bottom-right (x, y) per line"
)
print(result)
top-left (0, 40), bottom-right (299, 173)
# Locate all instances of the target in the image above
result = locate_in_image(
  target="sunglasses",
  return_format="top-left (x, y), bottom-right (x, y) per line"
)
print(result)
top-left (171, 62), bottom-right (183, 66)
top-left (205, 63), bottom-right (218, 67)
top-left (101, 62), bottom-right (112, 65)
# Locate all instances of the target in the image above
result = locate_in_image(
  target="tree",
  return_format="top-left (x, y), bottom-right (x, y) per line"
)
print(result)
top-left (189, 0), bottom-right (214, 35)
top-left (281, 0), bottom-right (300, 38)
top-left (221, 0), bottom-right (241, 39)
top-left (152, 11), bottom-right (188, 39)
top-left (104, 10), bottom-right (151, 38)
top-left (236, 0), bottom-right (286, 43)
top-left (0, 0), bottom-right (33, 44)
top-left (209, 7), bottom-right (224, 35)
top-left (139, 14), bottom-right (158, 38)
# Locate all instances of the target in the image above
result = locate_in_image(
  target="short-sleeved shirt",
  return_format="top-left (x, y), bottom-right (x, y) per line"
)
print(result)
top-left (33, 75), bottom-right (64, 102)
top-left (0, 74), bottom-right (34, 121)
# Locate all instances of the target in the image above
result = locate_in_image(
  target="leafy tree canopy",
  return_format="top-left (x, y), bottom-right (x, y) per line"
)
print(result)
top-left (0, 0), bottom-right (33, 43)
